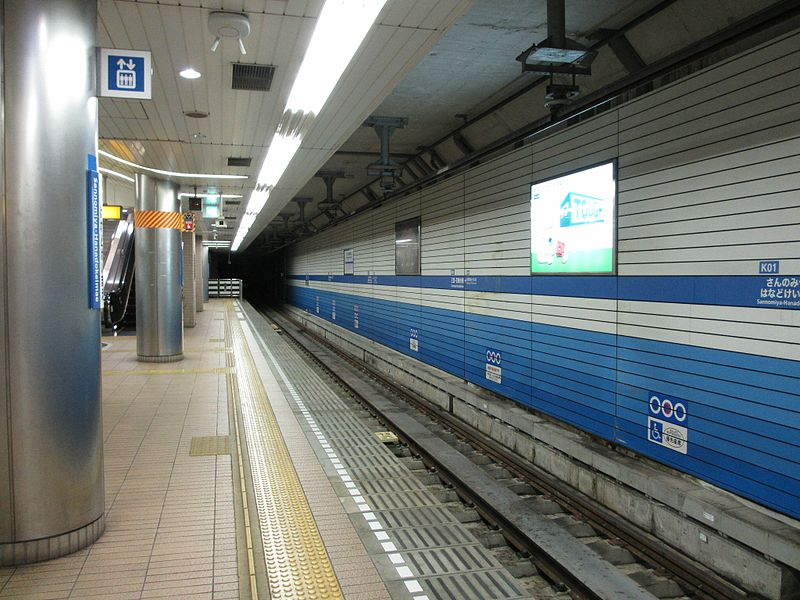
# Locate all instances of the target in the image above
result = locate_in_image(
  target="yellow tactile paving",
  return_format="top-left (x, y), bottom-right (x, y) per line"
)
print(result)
top-left (225, 301), bottom-right (344, 600)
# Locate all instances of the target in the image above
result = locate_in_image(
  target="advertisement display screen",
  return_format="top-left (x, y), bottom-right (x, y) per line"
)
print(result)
top-left (530, 161), bottom-right (616, 274)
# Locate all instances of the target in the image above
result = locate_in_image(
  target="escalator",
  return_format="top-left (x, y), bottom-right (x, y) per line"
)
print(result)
top-left (102, 213), bottom-right (136, 332)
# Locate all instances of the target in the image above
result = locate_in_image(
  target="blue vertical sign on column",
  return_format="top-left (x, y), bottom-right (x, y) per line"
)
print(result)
top-left (87, 154), bottom-right (101, 309)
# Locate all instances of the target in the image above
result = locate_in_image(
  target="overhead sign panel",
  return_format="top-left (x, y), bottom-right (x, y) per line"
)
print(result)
top-left (98, 48), bottom-right (152, 99)
top-left (531, 161), bottom-right (616, 274)
top-left (102, 204), bottom-right (122, 220)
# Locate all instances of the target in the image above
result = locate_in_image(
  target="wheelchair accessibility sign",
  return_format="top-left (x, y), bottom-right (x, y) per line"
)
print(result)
top-left (647, 392), bottom-right (688, 454)
top-left (98, 48), bottom-right (152, 99)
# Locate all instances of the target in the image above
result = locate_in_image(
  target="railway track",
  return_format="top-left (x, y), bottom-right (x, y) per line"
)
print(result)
top-left (263, 306), bottom-right (756, 600)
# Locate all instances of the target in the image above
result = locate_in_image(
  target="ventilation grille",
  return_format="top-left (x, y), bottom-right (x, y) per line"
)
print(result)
top-left (227, 157), bottom-right (252, 167)
top-left (232, 63), bottom-right (276, 91)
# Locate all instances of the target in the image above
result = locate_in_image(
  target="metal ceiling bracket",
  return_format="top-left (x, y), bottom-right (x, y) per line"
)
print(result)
top-left (453, 132), bottom-right (474, 156)
top-left (361, 187), bottom-right (379, 204)
top-left (516, 0), bottom-right (596, 110)
top-left (411, 155), bottom-right (435, 175)
top-left (315, 171), bottom-right (351, 217)
top-left (292, 196), bottom-right (313, 230)
top-left (607, 33), bottom-right (647, 73)
top-left (363, 115), bottom-right (408, 191)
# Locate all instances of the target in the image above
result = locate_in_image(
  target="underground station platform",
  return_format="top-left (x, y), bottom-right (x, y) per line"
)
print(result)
top-left (0, 301), bottom-right (533, 599)
top-left (1, 300), bottom-right (799, 600)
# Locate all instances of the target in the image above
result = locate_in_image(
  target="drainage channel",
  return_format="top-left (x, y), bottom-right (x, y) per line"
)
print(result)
top-left (264, 306), bottom-right (754, 600)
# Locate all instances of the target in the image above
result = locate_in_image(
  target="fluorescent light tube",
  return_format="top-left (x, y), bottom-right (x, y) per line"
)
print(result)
top-left (232, 0), bottom-right (387, 251)
top-left (245, 190), bottom-right (270, 215)
top-left (286, 0), bottom-right (388, 115)
top-left (99, 167), bottom-right (134, 183)
top-left (99, 150), bottom-right (248, 180)
top-left (255, 133), bottom-right (302, 188)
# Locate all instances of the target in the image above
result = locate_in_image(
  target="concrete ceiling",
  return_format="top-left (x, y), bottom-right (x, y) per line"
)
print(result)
top-left (96, 0), bottom-right (788, 251)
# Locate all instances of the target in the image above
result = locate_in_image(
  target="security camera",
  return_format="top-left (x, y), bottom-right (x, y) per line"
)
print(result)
top-left (544, 83), bottom-right (580, 110)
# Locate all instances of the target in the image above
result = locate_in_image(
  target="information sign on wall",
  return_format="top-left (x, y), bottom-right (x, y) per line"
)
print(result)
top-left (759, 260), bottom-right (780, 274)
top-left (98, 48), bottom-right (152, 99)
top-left (484, 349), bottom-right (502, 384)
top-left (531, 161), bottom-right (616, 274)
top-left (409, 328), bottom-right (419, 352)
top-left (344, 248), bottom-right (354, 275)
top-left (647, 392), bottom-right (688, 454)
top-left (354, 304), bottom-right (359, 329)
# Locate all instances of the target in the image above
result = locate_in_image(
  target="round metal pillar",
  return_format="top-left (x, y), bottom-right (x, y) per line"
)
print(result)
top-left (135, 174), bottom-right (184, 362)
top-left (0, 0), bottom-right (105, 565)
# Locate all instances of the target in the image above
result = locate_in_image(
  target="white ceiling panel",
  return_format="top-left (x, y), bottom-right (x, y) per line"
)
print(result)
top-left (97, 0), bottom-right (790, 248)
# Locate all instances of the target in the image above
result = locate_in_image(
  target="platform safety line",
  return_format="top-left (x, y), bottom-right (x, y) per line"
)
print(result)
top-left (227, 301), bottom-right (344, 600)
top-left (101, 367), bottom-right (232, 376)
top-left (240, 303), bottom-right (431, 600)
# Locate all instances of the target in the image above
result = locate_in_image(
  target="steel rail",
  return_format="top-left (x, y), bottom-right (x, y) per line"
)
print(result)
top-left (264, 309), bottom-right (612, 599)
top-left (266, 307), bottom-right (758, 600)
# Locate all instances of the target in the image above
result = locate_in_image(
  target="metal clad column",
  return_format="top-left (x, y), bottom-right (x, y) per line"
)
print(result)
top-left (182, 231), bottom-right (196, 327)
top-left (135, 174), bottom-right (184, 362)
top-left (195, 236), bottom-right (204, 312)
top-left (0, 0), bottom-right (105, 564)
top-left (203, 246), bottom-right (210, 301)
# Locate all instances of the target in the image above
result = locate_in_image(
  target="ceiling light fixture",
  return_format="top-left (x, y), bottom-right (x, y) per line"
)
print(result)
top-left (99, 149), bottom-right (248, 180)
top-left (231, 0), bottom-right (388, 252)
top-left (179, 67), bottom-right (202, 79)
top-left (99, 167), bottom-right (135, 183)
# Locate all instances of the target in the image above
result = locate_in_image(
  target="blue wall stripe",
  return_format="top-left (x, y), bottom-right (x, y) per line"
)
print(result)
top-left (289, 274), bottom-right (799, 310)
top-left (287, 284), bottom-right (800, 518)
top-left (616, 346), bottom-right (800, 394)
top-left (616, 335), bottom-right (800, 377)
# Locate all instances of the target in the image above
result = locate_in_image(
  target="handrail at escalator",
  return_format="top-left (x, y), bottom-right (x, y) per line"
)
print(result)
top-left (102, 214), bottom-right (135, 328)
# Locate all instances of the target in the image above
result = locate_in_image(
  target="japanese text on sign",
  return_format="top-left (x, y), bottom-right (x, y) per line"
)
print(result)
top-left (757, 277), bottom-right (800, 308)
top-left (647, 392), bottom-right (688, 454)
top-left (485, 349), bottom-right (502, 384)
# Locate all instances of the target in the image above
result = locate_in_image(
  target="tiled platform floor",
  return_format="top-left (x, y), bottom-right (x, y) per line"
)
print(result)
top-left (0, 300), bottom-right (394, 600)
top-left (0, 304), bottom-right (237, 599)
top-left (0, 299), bottom-right (519, 600)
